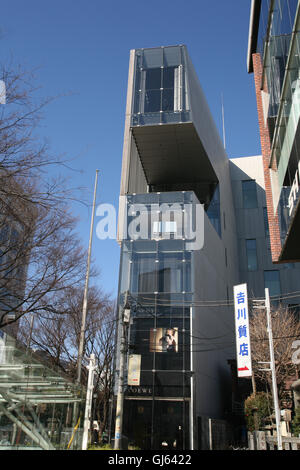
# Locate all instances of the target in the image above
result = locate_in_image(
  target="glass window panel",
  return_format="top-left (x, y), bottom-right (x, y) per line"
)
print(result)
top-left (143, 48), bottom-right (163, 68)
top-left (263, 207), bottom-right (270, 237)
top-left (246, 239), bottom-right (258, 271)
top-left (154, 371), bottom-right (190, 397)
top-left (163, 46), bottom-right (181, 67)
top-left (131, 253), bottom-right (157, 293)
top-left (123, 400), bottom-right (153, 450)
top-left (162, 88), bottom-right (174, 111)
top-left (145, 68), bottom-right (161, 90)
top-left (144, 90), bottom-right (161, 113)
top-left (135, 67), bottom-right (141, 91)
top-left (242, 180), bottom-right (258, 208)
top-left (130, 323), bottom-right (154, 370)
top-left (264, 270), bottom-right (281, 297)
top-left (133, 240), bottom-right (157, 253)
top-left (152, 400), bottom-right (189, 450)
top-left (157, 239), bottom-right (184, 252)
top-left (162, 67), bottom-right (175, 89)
top-left (133, 91), bottom-right (140, 114)
top-left (183, 260), bottom-right (191, 292)
top-left (158, 253), bottom-right (183, 293)
top-left (119, 249), bottom-right (131, 294)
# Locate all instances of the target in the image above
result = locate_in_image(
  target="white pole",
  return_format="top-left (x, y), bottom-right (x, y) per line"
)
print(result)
top-left (189, 306), bottom-right (194, 450)
top-left (265, 288), bottom-right (282, 450)
top-left (82, 354), bottom-right (96, 450)
top-left (76, 170), bottom-right (99, 384)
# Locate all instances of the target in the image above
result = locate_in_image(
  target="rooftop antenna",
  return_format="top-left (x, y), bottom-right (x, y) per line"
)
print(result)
top-left (221, 93), bottom-right (226, 151)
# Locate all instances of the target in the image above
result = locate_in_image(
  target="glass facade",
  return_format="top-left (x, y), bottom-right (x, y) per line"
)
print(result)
top-left (131, 46), bottom-right (191, 126)
top-left (0, 332), bottom-right (85, 450)
top-left (262, 1), bottom-right (297, 134)
top-left (117, 192), bottom-right (194, 449)
top-left (258, 1), bottom-right (300, 251)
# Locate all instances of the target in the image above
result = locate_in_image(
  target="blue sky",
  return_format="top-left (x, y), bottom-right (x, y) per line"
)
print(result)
top-left (1, 0), bottom-right (260, 298)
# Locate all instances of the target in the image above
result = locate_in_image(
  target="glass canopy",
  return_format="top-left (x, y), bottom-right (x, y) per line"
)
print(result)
top-left (0, 332), bottom-right (85, 450)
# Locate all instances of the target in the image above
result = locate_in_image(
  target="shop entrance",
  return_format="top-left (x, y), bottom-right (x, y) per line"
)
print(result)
top-left (123, 399), bottom-right (189, 450)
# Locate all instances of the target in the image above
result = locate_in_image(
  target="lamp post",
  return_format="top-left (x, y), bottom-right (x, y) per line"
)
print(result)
top-left (76, 170), bottom-right (99, 385)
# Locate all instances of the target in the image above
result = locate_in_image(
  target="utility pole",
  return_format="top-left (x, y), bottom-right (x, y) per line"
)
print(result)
top-left (265, 288), bottom-right (282, 450)
top-left (255, 289), bottom-right (283, 449)
top-left (114, 292), bottom-right (131, 450)
top-left (76, 169), bottom-right (99, 385)
top-left (82, 354), bottom-right (96, 450)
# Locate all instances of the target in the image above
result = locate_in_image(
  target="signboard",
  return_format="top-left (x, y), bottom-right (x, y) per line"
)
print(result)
top-left (233, 284), bottom-right (252, 378)
top-left (128, 354), bottom-right (141, 386)
top-left (149, 327), bottom-right (178, 353)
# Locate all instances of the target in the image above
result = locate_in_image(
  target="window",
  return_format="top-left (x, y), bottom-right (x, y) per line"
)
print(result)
top-left (138, 66), bottom-right (180, 114)
top-left (132, 253), bottom-right (157, 293)
top-left (246, 239), bottom-right (258, 271)
top-left (158, 253), bottom-right (183, 293)
top-left (242, 180), bottom-right (258, 208)
top-left (264, 270), bottom-right (281, 297)
top-left (263, 207), bottom-right (269, 237)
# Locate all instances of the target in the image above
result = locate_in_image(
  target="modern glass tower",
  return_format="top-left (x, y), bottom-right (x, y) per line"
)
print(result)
top-left (113, 43), bottom-right (300, 450)
top-left (114, 45), bottom-right (240, 450)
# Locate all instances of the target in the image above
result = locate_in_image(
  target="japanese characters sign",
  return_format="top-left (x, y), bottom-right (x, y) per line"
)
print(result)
top-left (233, 284), bottom-right (252, 378)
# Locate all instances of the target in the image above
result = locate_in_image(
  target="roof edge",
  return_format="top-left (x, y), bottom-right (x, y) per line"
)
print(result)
top-left (247, 0), bottom-right (262, 73)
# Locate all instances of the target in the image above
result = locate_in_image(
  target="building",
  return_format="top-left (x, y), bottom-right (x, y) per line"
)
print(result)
top-left (247, 0), bottom-right (300, 262)
top-left (113, 44), bottom-right (300, 450)
top-left (0, 174), bottom-right (36, 336)
top-left (230, 155), bottom-right (300, 302)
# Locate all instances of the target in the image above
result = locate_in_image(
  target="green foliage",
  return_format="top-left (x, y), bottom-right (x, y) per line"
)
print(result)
top-left (292, 408), bottom-right (300, 436)
top-left (88, 443), bottom-right (113, 450)
top-left (244, 392), bottom-right (271, 431)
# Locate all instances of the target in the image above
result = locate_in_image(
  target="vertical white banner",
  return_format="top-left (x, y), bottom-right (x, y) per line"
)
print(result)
top-left (233, 284), bottom-right (252, 378)
top-left (128, 354), bottom-right (141, 386)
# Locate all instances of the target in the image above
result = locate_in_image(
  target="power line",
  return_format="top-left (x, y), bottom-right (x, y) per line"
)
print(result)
top-left (127, 289), bottom-right (300, 308)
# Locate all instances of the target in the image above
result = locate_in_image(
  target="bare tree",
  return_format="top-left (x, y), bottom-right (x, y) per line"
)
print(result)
top-left (88, 303), bottom-right (116, 438)
top-left (0, 60), bottom-right (88, 329)
top-left (18, 284), bottom-right (116, 436)
top-left (250, 304), bottom-right (300, 404)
